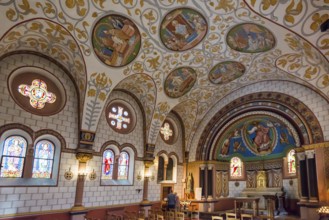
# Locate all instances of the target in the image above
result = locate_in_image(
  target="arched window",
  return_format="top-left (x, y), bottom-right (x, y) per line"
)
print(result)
top-left (118, 152), bottom-right (129, 180)
top-left (0, 136), bottom-right (27, 178)
top-left (157, 156), bottom-right (164, 182)
top-left (166, 158), bottom-right (173, 180)
top-left (287, 149), bottom-right (296, 174)
top-left (100, 145), bottom-right (135, 185)
top-left (230, 157), bottom-right (242, 178)
top-left (32, 140), bottom-right (55, 178)
top-left (101, 149), bottom-right (115, 180)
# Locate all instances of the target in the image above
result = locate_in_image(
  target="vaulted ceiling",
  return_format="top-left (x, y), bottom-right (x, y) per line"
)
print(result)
top-left (0, 0), bottom-right (328, 149)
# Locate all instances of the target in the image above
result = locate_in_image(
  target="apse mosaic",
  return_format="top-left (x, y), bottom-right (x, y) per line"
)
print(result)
top-left (92, 14), bottom-right (141, 67)
top-left (101, 149), bottom-right (114, 180)
top-left (216, 114), bottom-right (297, 161)
top-left (160, 8), bottom-right (208, 51)
top-left (32, 140), bottom-right (54, 178)
top-left (0, 136), bottom-right (27, 178)
top-left (209, 61), bottom-right (246, 84)
top-left (18, 79), bottom-right (56, 109)
top-left (164, 67), bottom-right (197, 98)
top-left (227, 23), bottom-right (275, 53)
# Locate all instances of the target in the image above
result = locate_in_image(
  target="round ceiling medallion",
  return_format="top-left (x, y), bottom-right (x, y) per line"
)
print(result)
top-left (209, 61), bottom-right (245, 84)
top-left (92, 14), bottom-right (141, 67)
top-left (227, 23), bottom-right (275, 53)
top-left (160, 8), bottom-right (208, 51)
top-left (105, 100), bottom-right (136, 134)
top-left (8, 67), bottom-right (66, 116)
top-left (164, 67), bottom-right (197, 98)
top-left (160, 119), bottom-right (178, 145)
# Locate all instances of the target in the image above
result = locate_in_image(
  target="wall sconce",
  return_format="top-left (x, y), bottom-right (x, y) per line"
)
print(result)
top-left (64, 167), bottom-right (73, 180)
top-left (89, 169), bottom-right (97, 181)
top-left (136, 171), bottom-right (142, 181)
top-left (136, 189), bottom-right (142, 193)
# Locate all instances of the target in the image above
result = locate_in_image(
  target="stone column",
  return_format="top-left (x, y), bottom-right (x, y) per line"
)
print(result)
top-left (297, 151), bottom-right (308, 202)
top-left (200, 164), bottom-right (206, 199)
top-left (23, 144), bottom-right (34, 178)
top-left (163, 161), bottom-right (168, 181)
top-left (305, 150), bottom-right (318, 202)
top-left (207, 164), bottom-right (214, 201)
top-left (71, 152), bottom-right (93, 212)
top-left (141, 160), bottom-right (154, 205)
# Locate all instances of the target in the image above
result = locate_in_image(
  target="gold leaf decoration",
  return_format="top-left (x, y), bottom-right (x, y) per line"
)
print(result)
top-left (322, 75), bottom-right (329, 87)
top-left (6, 8), bottom-right (16, 20)
top-left (65, 0), bottom-right (76, 8)
top-left (88, 89), bottom-right (96, 97)
top-left (147, 56), bottom-right (160, 70)
top-left (284, 14), bottom-right (295, 24)
top-left (215, 0), bottom-right (235, 12)
top-left (304, 66), bottom-right (318, 79)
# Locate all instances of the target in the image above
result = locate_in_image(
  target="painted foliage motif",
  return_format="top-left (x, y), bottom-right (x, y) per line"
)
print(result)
top-left (0, 136), bottom-right (27, 178)
top-left (164, 67), bottom-right (197, 98)
top-left (217, 115), bottom-right (296, 161)
top-left (209, 61), bottom-right (245, 84)
top-left (101, 149), bottom-right (114, 180)
top-left (32, 140), bottom-right (54, 178)
top-left (227, 23), bottom-right (275, 53)
top-left (160, 8), bottom-right (207, 51)
top-left (92, 14), bottom-right (141, 67)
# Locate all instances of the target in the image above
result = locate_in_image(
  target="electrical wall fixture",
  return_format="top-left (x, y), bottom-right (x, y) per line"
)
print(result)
top-left (136, 171), bottom-right (142, 181)
top-left (89, 169), bottom-right (97, 180)
top-left (64, 167), bottom-right (73, 180)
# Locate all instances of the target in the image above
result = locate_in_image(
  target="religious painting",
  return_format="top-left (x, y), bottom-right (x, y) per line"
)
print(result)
top-left (32, 140), bottom-right (54, 178)
top-left (160, 8), bottom-right (208, 51)
top-left (164, 67), bottom-right (197, 98)
top-left (0, 136), bottom-right (27, 178)
top-left (105, 100), bottom-right (136, 134)
top-left (230, 157), bottom-right (242, 178)
top-left (287, 149), bottom-right (296, 174)
top-left (208, 61), bottom-right (245, 84)
top-left (118, 152), bottom-right (129, 180)
top-left (216, 114), bottom-right (297, 161)
top-left (226, 23), bottom-right (275, 53)
top-left (92, 14), bottom-right (141, 67)
top-left (101, 149), bottom-right (114, 180)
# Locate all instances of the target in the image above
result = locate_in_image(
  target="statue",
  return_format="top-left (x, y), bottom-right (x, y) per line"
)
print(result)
top-left (186, 173), bottom-right (194, 199)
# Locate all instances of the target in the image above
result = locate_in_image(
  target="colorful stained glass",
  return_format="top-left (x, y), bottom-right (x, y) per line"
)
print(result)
top-left (108, 106), bottom-right (130, 130)
top-left (230, 157), bottom-right (242, 178)
top-left (288, 149), bottom-right (296, 174)
top-left (32, 140), bottom-right (54, 178)
top-left (0, 136), bottom-right (27, 178)
top-left (18, 79), bottom-right (56, 109)
top-left (160, 123), bottom-right (173, 140)
top-left (101, 149), bottom-right (114, 180)
top-left (118, 152), bottom-right (129, 180)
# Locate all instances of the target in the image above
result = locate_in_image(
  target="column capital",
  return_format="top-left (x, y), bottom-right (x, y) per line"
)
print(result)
top-left (200, 164), bottom-right (206, 170)
top-left (305, 150), bottom-right (315, 159)
top-left (76, 152), bottom-right (93, 163)
top-left (207, 164), bottom-right (214, 170)
top-left (297, 152), bottom-right (306, 161)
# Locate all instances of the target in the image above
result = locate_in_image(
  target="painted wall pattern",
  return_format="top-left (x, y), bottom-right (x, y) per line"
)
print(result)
top-left (0, 0), bottom-right (327, 147)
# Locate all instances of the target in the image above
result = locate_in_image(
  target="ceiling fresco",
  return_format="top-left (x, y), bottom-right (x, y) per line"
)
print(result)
top-left (0, 0), bottom-right (328, 150)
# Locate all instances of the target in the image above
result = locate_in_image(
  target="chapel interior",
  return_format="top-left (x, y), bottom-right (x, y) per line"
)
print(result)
top-left (0, 1), bottom-right (329, 220)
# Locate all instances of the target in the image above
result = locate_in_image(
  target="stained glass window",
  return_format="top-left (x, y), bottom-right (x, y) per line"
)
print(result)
top-left (18, 79), bottom-right (56, 109)
top-left (108, 106), bottom-right (131, 130)
top-left (101, 149), bottom-right (114, 180)
top-left (0, 136), bottom-right (27, 178)
top-left (32, 140), bottom-right (55, 178)
top-left (118, 152), bottom-right (129, 180)
top-left (230, 157), bottom-right (242, 178)
top-left (288, 149), bottom-right (296, 174)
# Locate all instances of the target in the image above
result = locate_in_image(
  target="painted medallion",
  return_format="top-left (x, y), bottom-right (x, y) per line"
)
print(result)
top-left (227, 23), bottom-right (275, 53)
top-left (160, 8), bottom-right (208, 51)
top-left (92, 14), bottom-right (141, 67)
top-left (164, 67), bottom-right (197, 98)
top-left (209, 61), bottom-right (245, 84)
top-left (216, 114), bottom-right (296, 160)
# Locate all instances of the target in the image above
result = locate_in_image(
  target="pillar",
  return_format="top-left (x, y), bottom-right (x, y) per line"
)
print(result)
top-left (305, 150), bottom-right (318, 202)
top-left (207, 164), bottom-right (214, 201)
top-left (297, 151), bottom-right (308, 202)
top-left (140, 160), bottom-right (154, 205)
top-left (199, 164), bottom-right (206, 199)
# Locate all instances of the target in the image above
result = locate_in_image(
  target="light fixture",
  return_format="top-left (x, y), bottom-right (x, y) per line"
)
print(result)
top-left (89, 169), bottom-right (96, 180)
top-left (64, 167), bottom-right (73, 180)
top-left (136, 171), bottom-right (142, 181)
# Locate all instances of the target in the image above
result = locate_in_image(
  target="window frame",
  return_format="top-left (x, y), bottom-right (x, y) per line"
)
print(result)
top-left (229, 156), bottom-right (245, 180)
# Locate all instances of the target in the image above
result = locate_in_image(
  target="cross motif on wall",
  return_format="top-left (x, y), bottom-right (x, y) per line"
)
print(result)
top-left (160, 122), bottom-right (173, 140)
top-left (108, 106), bottom-right (130, 129)
top-left (18, 79), bottom-right (56, 109)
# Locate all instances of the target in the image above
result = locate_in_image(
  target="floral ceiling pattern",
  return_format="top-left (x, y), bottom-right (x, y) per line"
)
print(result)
top-left (0, 0), bottom-right (328, 148)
